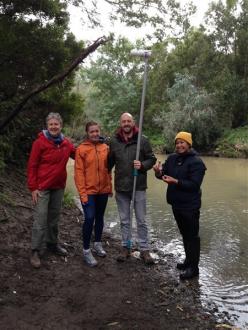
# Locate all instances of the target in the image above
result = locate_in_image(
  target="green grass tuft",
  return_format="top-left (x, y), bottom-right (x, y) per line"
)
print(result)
top-left (216, 126), bottom-right (248, 158)
top-left (63, 190), bottom-right (75, 208)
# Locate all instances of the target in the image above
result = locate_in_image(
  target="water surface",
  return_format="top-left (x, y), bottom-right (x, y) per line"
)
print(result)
top-left (67, 156), bottom-right (248, 327)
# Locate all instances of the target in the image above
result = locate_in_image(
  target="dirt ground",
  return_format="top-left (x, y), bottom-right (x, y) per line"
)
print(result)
top-left (0, 167), bottom-right (233, 330)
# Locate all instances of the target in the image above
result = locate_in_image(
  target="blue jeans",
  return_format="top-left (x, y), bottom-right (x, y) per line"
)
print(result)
top-left (81, 194), bottom-right (108, 250)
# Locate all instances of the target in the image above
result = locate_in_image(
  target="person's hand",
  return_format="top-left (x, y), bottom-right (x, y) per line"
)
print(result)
top-left (31, 190), bottom-right (40, 205)
top-left (162, 175), bottom-right (178, 185)
top-left (81, 196), bottom-right (89, 206)
top-left (134, 160), bottom-right (142, 170)
top-left (153, 161), bottom-right (162, 173)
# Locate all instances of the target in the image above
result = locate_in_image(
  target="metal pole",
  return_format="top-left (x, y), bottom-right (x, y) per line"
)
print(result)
top-left (128, 51), bottom-right (151, 250)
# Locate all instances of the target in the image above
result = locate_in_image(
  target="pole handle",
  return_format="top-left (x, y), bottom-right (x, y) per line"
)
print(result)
top-left (133, 168), bottom-right (138, 177)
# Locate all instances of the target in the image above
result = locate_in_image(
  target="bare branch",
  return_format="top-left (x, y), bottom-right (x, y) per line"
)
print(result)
top-left (0, 36), bottom-right (109, 133)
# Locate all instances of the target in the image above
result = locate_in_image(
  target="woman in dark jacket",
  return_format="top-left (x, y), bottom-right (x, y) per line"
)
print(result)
top-left (153, 132), bottom-right (206, 280)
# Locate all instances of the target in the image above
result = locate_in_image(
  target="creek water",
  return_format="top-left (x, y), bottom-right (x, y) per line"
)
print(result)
top-left (66, 156), bottom-right (248, 328)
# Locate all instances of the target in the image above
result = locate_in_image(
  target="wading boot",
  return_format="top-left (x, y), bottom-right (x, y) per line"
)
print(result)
top-left (180, 266), bottom-right (199, 280)
top-left (140, 250), bottom-right (155, 265)
top-left (116, 247), bottom-right (131, 262)
top-left (177, 238), bottom-right (190, 270)
top-left (180, 237), bottom-right (200, 280)
top-left (30, 250), bottom-right (41, 269)
top-left (176, 259), bottom-right (189, 270)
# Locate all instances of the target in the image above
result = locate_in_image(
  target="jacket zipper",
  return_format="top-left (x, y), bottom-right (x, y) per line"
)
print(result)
top-left (95, 144), bottom-right (100, 193)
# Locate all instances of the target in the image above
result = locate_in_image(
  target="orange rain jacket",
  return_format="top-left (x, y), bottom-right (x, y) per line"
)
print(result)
top-left (74, 140), bottom-right (112, 203)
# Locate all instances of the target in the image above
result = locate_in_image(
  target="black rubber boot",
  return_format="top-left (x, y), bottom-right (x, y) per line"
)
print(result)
top-left (180, 266), bottom-right (199, 280)
top-left (176, 260), bottom-right (189, 270)
top-left (177, 239), bottom-right (189, 270)
top-left (180, 237), bottom-right (200, 280)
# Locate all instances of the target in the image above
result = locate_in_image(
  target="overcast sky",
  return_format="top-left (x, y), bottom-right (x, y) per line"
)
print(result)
top-left (69, 0), bottom-right (212, 42)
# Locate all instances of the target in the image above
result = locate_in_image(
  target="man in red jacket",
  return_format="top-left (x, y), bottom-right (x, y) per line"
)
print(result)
top-left (27, 112), bottom-right (75, 268)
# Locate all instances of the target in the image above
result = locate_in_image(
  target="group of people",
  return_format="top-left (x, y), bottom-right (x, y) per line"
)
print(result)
top-left (27, 111), bottom-right (206, 280)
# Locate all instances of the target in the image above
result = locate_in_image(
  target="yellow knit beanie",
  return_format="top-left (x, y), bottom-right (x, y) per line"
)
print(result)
top-left (175, 131), bottom-right (192, 146)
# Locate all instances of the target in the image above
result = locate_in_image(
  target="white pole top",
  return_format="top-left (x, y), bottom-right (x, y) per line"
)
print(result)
top-left (130, 49), bottom-right (152, 57)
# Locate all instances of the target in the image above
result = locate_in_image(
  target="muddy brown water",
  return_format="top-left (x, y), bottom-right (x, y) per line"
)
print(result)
top-left (67, 156), bottom-right (248, 328)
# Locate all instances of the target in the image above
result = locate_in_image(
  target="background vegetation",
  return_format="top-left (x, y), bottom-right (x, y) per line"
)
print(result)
top-left (0, 0), bottom-right (248, 170)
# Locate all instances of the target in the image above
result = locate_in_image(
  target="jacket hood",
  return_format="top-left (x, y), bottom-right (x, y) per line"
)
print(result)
top-left (116, 126), bottom-right (139, 143)
top-left (173, 149), bottom-right (203, 167)
top-left (38, 131), bottom-right (44, 138)
top-left (37, 131), bottom-right (49, 142)
top-left (80, 139), bottom-right (104, 146)
top-left (175, 148), bottom-right (198, 157)
top-left (37, 131), bottom-right (65, 146)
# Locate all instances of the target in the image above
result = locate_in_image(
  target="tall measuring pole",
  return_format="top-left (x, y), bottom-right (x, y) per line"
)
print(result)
top-left (127, 50), bottom-right (152, 249)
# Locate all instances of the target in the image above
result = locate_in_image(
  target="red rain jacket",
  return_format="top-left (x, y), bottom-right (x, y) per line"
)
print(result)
top-left (27, 132), bottom-right (75, 191)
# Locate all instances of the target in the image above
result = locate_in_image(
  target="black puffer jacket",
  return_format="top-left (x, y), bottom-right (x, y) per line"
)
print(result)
top-left (108, 130), bottom-right (156, 192)
top-left (161, 150), bottom-right (206, 209)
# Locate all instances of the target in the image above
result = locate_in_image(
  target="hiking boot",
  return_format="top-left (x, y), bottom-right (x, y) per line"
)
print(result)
top-left (30, 250), bottom-right (41, 269)
top-left (93, 242), bottom-right (106, 257)
top-left (116, 247), bottom-right (131, 262)
top-left (39, 248), bottom-right (47, 257)
top-left (140, 250), bottom-right (155, 265)
top-left (47, 243), bottom-right (67, 256)
top-left (83, 249), bottom-right (98, 267)
top-left (180, 266), bottom-right (199, 280)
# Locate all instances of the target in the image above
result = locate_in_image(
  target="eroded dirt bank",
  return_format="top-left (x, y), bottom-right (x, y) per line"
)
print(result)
top-left (0, 167), bottom-right (232, 330)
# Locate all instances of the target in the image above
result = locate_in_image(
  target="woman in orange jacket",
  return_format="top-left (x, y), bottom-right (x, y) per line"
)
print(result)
top-left (74, 121), bottom-right (112, 267)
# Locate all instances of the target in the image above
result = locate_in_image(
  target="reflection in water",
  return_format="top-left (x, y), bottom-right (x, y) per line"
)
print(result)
top-left (66, 156), bottom-right (248, 327)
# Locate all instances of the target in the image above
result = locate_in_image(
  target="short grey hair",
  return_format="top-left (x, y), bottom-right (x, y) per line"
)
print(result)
top-left (46, 112), bottom-right (63, 126)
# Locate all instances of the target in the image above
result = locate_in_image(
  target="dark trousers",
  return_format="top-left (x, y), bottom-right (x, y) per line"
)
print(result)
top-left (82, 194), bottom-right (108, 250)
top-left (172, 208), bottom-right (200, 268)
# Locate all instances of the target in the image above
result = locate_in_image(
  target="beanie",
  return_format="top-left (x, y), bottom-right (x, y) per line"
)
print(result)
top-left (175, 131), bottom-right (192, 146)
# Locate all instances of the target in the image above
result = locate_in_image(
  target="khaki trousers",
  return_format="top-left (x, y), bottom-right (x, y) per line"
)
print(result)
top-left (31, 189), bottom-right (64, 251)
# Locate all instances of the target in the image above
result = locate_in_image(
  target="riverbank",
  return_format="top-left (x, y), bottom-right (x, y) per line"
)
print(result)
top-left (149, 125), bottom-right (248, 159)
top-left (0, 167), bottom-right (235, 330)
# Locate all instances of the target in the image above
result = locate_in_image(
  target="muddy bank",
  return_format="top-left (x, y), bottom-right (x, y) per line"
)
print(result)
top-left (0, 167), bottom-right (233, 329)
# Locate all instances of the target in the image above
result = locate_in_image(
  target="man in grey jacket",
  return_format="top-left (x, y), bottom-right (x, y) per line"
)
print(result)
top-left (108, 112), bottom-right (156, 264)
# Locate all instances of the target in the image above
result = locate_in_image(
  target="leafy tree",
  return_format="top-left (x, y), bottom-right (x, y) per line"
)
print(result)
top-left (0, 0), bottom-right (84, 167)
top-left (205, 0), bottom-right (248, 127)
top-left (71, 0), bottom-right (196, 40)
top-left (147, 29), bottom-right (217, 120)
top-left (205, 0), bottom-right (238, 54)
top-left (1, 0), bottom-right (248, 167)
top-left (153, 74), bottom-right (220, 151)
top-left (0, 0), bottom-right (198, 167)
top-left (78, 37), bottom-right (147, 133)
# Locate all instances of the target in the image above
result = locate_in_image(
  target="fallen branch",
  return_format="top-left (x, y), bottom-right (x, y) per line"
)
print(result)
top-left (0, 36), bottom-right (108, 133)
